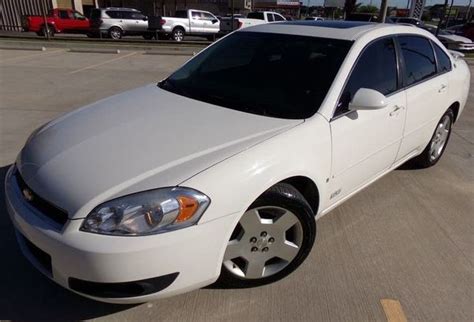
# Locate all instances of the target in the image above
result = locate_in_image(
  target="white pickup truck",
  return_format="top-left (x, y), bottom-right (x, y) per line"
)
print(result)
top-left (220, 11), bottom-right (286, 33)
top-left (160, 9), bottom-right (220, 41)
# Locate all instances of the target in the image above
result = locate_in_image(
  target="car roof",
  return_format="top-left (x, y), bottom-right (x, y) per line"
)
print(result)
top-left (102, 7), bottom-right (139, 11)
top-left (243, 21), bottom-right (423, 41)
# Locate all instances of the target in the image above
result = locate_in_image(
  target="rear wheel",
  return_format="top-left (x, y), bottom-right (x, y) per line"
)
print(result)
top-left (409, 109), bottom-right (454, 168)
top-left (217, 183), bottom-right (316, 288)
top-left (108, 27), bottom-right (122, 40)
top-left (171, 27), bottom-right (184, 42)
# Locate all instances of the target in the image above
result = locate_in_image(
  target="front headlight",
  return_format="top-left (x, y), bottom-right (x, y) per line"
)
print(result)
top-left (80, 187), bottom-right (210, 236)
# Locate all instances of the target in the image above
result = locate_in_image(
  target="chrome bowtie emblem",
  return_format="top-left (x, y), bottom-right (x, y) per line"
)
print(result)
top-left (22, 188), bottom-right (34, 202)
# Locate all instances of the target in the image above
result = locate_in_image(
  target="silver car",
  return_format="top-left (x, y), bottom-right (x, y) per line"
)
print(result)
top-left (90, 7), bottom-right (151, 40)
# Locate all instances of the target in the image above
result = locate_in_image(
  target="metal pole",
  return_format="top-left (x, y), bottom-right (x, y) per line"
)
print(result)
top-left (466, 0), bottom-right (472, 20)
top-left (379, 0), bottom-right (388, 22)
top-left (436, 0), bottom-right (449, 36)
top-left (231, 0), bottom-right (235, 31)
top-left (445, 0), bottom-right (454, 28)
top-left (41, 0), bottom-right (50, 40)
top-left (465, 0), bottom-right (472, 21)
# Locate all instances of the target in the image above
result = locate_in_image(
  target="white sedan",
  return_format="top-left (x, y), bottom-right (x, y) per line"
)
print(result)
top-left (5, 21), bottom-right (470, 303)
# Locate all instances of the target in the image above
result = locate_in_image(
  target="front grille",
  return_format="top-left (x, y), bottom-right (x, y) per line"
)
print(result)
top-left (14, 170), bottom-right (69, 228)
top-left (19, 232), bottom-right (53, 276)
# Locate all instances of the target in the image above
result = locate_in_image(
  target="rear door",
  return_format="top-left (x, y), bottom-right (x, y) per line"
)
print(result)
top-left (395, 36), bottom-right (450, 160)
top-left (121, 11), bottom-right (139, 33)
top-left (328, 37), bottom-right (407, 205)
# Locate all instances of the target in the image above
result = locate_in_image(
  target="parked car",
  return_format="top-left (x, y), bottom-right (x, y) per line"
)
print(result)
top-left (447, 23), bottom-right (474, 41)
top-left (6, 21), bottom-right (469, 304)
top-left (89, 7), bottom-right (153, 40)
top-left (159, 9), bottom-right (220, 41)
top-left (423, 24), bottom-right (474, 52)
top-left (304, 16), bottom-right (324, 21)
top-left (220, 11), bottom-right (286, 33)
top-left (388, 16), bottom-right (423, 26)
top-left (22, 8), bottom-right (90, 37)
top-left (345, 13), bottom-right (378, 22)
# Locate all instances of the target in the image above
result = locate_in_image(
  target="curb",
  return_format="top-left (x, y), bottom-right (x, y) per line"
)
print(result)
top-left (69, 48), bottom-right (120, 54)
top-left (144, 50), bottom-right (194, 56)
top-left (0, 46), bottom-right (46, 51)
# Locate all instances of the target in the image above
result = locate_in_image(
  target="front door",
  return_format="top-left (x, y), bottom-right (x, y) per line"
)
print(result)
top-left (328, 37), bottom-right (406, 206)
top-left (200, 12), bottom-right (219, 34)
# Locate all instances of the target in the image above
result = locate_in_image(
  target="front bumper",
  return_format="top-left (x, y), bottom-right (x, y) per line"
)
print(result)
top-left (449, 43), bottom-right (474, 51)
top-left (5, 166), bottom-right (236, 303)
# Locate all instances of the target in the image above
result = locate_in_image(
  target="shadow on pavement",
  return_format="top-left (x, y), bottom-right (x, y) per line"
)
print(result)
top-left (0, 165), bottom-right (134, 320)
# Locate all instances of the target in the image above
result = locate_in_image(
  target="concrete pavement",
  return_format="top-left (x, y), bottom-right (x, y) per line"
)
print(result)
top-left (0, 47), bottom-right (472, 321)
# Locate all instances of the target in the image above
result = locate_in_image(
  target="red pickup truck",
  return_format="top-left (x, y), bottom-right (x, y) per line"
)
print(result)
top-left (22, 8), bottom-right (90, 37)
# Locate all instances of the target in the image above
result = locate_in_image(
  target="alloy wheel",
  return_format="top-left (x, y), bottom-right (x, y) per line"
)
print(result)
top-left (429, 114), bottom-right (451, 161)
top-left (173, 30), bottom-right (184, 42)
top-left (223, 206), bottom-right (303, 279)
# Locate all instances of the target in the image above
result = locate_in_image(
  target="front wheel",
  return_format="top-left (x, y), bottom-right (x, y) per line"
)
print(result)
top-left (217, 183), bottom-right (316, 288)
top-left (40, 25), bottom-right (54, 37)
top-left (410, 109), bottom-right (454, 168)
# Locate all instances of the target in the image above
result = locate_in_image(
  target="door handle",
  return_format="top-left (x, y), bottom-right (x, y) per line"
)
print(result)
top-left (438, 84), bottom-right (447, 93)
top-left (389, 105), bottom-right (404, 117)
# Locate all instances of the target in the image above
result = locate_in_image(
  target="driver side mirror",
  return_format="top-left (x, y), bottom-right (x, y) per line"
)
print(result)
top-left (143, 16), bottom-right (148, 21)
top-left (212, 19), bottom-right (218, 24)
top-left (349, 88), bottom-right (388, 111)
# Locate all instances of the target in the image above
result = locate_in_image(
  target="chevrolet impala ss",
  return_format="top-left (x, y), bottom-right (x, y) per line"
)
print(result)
top-left (5, 21), bottom-right (470, 303)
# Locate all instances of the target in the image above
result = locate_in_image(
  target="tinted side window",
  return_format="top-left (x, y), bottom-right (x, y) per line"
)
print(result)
top-left (274, 14), bottom-right (285, 21)
top-left (337, 38), bottom-right (398, 114)
top-left (59, 10), bottom-right (70, 19)
top-left (201, 12), bottom-right (215, 20)
top-left (433, 42), bottom-right (452, 73)
top-left (106, 11), bottom-right (122, 19)
top-left (122, 11), bottom-right (138, 19)
top-left (399, 36), bottom-right (436, 86)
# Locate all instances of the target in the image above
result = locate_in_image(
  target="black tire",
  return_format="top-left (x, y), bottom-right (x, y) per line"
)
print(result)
top-left (409, 109), bottom-right (454, 169)
top-left (40, 25), bottom-right (54, 37)
top-left (171, 27), bottom-right (185, 41)
top-left (217, 183), bottom-right (316, 288)
top-left (108, 26), bottom-right (122, 40)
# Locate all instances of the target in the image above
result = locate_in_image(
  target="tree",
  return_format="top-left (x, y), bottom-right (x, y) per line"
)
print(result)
top-left (357, 5), bottom-right (378, 13)
top-left (344, 0), bottom-right (358, 16)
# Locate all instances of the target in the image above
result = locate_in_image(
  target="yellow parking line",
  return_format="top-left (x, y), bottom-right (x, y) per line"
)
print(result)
top-left (69, 51), bottom-right (137, 74)
top-left (381, 299), bottom-right (408, 322)
top-left (0, 48), bottom-right (64, 64)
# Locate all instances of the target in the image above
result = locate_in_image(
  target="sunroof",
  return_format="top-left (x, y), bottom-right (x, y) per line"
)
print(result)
top-left (276, 21), bottom-right (375, 29)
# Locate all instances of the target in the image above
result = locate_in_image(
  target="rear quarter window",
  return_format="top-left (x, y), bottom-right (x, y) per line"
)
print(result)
top-left (432, 42), bottom-right (452, 73)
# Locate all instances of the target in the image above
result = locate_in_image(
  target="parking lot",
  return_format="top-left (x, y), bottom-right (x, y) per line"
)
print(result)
top-left (0, 45), bottom-right (473, 321)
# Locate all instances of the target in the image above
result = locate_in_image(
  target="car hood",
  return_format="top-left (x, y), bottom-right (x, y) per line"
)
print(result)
top-left (439, 34), bottom-right (473, 44)
top-left (18, 84), bottom-right (301, 218)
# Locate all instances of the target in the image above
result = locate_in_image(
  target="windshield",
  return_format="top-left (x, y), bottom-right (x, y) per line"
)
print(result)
top-left (159, 32), bottom-right (352, 119)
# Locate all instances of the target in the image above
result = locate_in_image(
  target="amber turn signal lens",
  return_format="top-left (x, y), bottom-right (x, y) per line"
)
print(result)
top-left (176, 196), bottom-right (199, 222)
